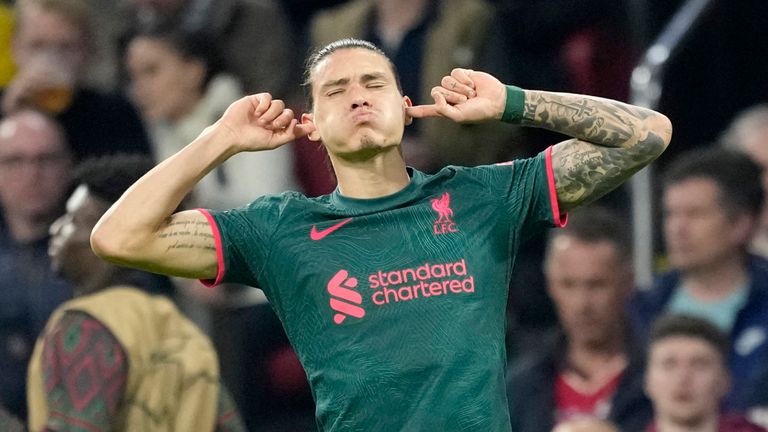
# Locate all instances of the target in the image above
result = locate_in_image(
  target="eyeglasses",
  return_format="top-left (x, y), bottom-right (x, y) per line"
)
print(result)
top-left (0, 152), bottom-right (71, 171)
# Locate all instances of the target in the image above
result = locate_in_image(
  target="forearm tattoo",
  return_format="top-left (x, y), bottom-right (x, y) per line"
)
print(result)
top-left (157, 216), bottom-right (216, 253)
top-left (523, 91), bottom-right (670, 209)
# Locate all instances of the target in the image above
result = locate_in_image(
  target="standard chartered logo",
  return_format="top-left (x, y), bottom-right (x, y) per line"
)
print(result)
top-left (326, 259), bottom-right (475, 324)
top-left (327, 270), bottom-right (366, 324)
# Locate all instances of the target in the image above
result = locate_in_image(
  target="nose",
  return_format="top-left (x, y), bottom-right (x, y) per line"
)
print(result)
top-left (349, 85), bottom-right (370, 110)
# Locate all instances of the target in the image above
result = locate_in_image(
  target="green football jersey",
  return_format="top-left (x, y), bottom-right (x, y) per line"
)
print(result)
top-left (202, 148), bottom-right (564, 431)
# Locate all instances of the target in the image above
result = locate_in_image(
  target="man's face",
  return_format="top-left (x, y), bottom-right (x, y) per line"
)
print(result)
top-left (0, 113), bottom-right (72, 224)
top-left (645, 336), bottom-right (729, 427)
top-left (303, 48), bottom-right (411, 159)
top-left (13, 4), bottom-right (87, 75)
top-left (49, 185), bottom-right (107, 286)
top-left (545, 236), bottom-right (631, 347)
top-left (663, 178), bottom-right (751, 272)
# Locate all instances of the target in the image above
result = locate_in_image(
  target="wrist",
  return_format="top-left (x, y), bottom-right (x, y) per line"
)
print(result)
top-left (501, 85), bottom-right (525, 124)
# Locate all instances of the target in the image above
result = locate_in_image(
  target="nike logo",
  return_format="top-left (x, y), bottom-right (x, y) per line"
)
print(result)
top-left (310, 218), bottom-right (353, 241)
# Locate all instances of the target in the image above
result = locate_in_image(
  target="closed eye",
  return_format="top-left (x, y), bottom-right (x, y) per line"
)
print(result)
top-left (326, 89), bottom-right (344, 97)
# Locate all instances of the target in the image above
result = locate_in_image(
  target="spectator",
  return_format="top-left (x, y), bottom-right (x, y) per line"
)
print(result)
top-left (124, 26), bottom-right (298, 210)
top-left (552, 418), bottom-right (620, 432)
top-left (2, 0), bottom-right (151, 161)
top-left (644, 314), bottom-right (767, 432)
top-left (28, 153), bottom-right (245, 432)
top-left (631, 147), bottom-right (768, 411)
top-left (720, 104), bottom-right (768, 258)
top-left (309, 0), bottom-right (521, 171)
top-left (120, 0), bottom-right (298, 98)
top-left (0, 109), bottom-right (73, 420)
top-left (507, 207), bottom-right (653, 432)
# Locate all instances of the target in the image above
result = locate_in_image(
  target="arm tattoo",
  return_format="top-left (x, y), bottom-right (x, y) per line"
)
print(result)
top-left (42, 311), bottom-right (127, 431)
top-left (157, 216), bottom-right (216, 253)
top-left (522, 91), bottom-right (670, 209)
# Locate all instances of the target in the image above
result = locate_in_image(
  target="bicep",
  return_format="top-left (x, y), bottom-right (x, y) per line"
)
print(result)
top-left (42, 312), bottom-right (127, 431)
top-left (134, 210), bottom-right (219, 280)
top-left (551, 137), bottom-right (660, 211)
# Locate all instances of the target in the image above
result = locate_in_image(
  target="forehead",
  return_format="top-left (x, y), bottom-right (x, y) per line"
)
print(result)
top-left (66, 185), bottom-right (106, 223)
top-left (664, 177), bottom-right (721, 203)
top-left (310, 48), bottom-right (395, 86)
top-left (651, 336), bottom-right (721, 360)
top-left (0, 114), bottom-right (64, 154)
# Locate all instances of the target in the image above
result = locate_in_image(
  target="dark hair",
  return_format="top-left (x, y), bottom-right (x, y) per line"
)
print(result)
top-left (130, 24), bottom-right (221, 87)
top-left (662, 146), bottom-right (763, 217)
top-left (649, 314), bottom-right (730, 364)
top-left (302, 38), bottom-right (403, 111)
top-left (545, 206), bottom-right (632, 265)
top-left (75, 153), bottom-right (155, 204)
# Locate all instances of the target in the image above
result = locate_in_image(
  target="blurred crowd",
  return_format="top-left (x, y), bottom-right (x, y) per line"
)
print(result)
top-left (0, 0), bottom-right (767, 431)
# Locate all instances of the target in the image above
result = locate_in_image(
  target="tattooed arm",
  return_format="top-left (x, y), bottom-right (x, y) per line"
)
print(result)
top-left (91, 94), bottom-right (312, 279)
top-left (521, 91), bottom-right (672, 210)
top-left (409, 68), bottom-right (672, 211)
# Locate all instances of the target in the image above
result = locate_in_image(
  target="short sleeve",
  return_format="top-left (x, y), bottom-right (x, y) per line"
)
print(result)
top-left (198, 196), bottom-right (282, 289)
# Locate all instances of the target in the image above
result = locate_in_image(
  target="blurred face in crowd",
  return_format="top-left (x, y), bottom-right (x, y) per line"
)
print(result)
top-left (552, 418), bottom-right (619, 432)
top-left (49, 185), bottom-right (109, 292)
top-left (663, 177), bottom-right (753, 273)
top-left (302, 48), bottom-right (412, 160)
top-left (13, 2), bottom-right (88, 77)
top-left (0, 111), bottom-right (72, 231)
top-left (125, 35), bottom-right (204, 122)
top-left (732, 122), bottom-right (768, 193)
top-left (645, 336), bottom-right (729, 427)
top-left (545, 235), bottom-right (632, 349)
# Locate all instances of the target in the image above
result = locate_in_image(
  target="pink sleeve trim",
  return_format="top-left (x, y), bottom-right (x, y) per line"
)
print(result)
top-left (196, 208), bottom-right (225, 287)
top-left (545, 146), bottom-right (568, 228)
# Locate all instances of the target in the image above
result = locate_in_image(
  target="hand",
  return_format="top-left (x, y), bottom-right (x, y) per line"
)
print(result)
top-left (214, 93), bottom-right (315, 153)
top-left (406, 69), bottom-right (507, 123)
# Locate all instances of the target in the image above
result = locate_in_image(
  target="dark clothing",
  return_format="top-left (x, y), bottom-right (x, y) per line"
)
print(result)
top-left (646, 414), bottom-right (767, 432)
top-left (0, 226), bottom-right (73, 420)
top-left (506, 330), bottom-right (653, 432)
top-left (55, 88), bottom-right (151, 161)
top-left (0, 87), bottom-right (151, 162)
top-left (630, 256), bottom-right (768, 411)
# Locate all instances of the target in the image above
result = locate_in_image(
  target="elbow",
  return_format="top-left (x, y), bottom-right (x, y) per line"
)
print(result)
top-left (90, 222), bottom-right (135, 265)
top-left (648, 112), bottom-right (673, 151)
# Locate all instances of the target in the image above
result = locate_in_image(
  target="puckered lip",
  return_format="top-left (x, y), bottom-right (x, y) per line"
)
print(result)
top-left (350, 109), bottom-right (376, 124)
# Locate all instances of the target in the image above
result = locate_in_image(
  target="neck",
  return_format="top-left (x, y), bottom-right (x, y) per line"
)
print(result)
top-left (74, 266), bottom-right (131, 298)
top-left (330, 147), bottom-right (410, 199)
top-left (566, 336), bottom-right (627, 383)
top-left (375, 0), bottom-right (429, 50)
top-left (2, 212), bottom-right (52, 244)
top-left (655, 415), bottom-right (718, 432)
top-left (681, 255), bottom-right (748, 301)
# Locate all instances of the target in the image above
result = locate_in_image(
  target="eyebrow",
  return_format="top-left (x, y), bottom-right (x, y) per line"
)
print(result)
top-left (319, 72), bottom-right (389, 92)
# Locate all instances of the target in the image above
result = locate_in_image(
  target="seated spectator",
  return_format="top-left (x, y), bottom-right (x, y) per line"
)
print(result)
top-left (631, 147), bottom-right (768, 411)
top-left (644, 314), bottom-right (767, 432)
top-left (507, 207), bottom-right (653, 432)
top-left (720, 104), bottom-right (768, 258)
top-left (28, 154), bottom-right (245, 432)
top-left (0, 109), bottom-right (73, 420)
top-left (124, 26), bottom-right (298, 210)
top-left (120, 0), bottom-right (298, 98)
top-left (2, 0), bottom-right (151, 161)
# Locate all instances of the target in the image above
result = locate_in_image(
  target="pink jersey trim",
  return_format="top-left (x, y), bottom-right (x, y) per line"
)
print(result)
top-left (196, 208), bottom-right (225, 287)
top-left (546, 146), bottom-right (568, 228)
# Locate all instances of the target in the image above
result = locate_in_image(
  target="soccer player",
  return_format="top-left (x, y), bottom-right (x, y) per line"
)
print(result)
top-left (91, 38), bottom-right (672, 430)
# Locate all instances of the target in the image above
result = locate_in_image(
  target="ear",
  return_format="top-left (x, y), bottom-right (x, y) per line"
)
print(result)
top-left (187, 59), bottom-right (207, 89)
top-left (301, 113), bottom-right (321, 141)
top-left (403, 96), bottom-right (413, 126)
top-left (730, 212), bottom-right (757, 247)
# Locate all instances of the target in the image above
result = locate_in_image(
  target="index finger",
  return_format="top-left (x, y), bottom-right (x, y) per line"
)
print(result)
top-left (406, 104), bottom-right (441, 119)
